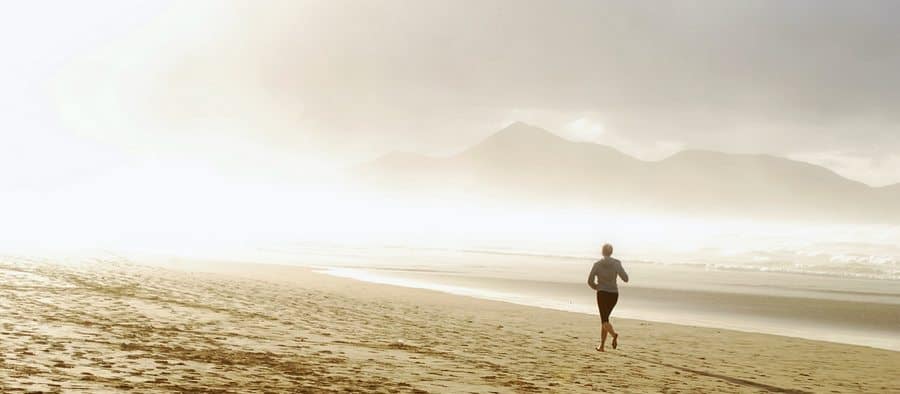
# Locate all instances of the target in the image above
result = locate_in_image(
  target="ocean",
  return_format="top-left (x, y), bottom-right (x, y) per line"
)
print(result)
top-left (259, 241), bottom-right (900, 351)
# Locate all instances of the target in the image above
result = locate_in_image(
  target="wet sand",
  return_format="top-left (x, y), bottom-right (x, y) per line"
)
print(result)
top-left (333, 268), bottom-right (900, 351)
top-left (1, 255), bottom-right (897, 393)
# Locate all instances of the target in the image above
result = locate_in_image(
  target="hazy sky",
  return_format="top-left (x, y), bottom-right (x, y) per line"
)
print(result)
top-left (3, 0), bottom-right (900, 189)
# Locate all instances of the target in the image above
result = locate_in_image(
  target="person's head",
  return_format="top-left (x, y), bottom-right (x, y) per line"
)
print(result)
top-left (602, 243), bottom-right (614, 257)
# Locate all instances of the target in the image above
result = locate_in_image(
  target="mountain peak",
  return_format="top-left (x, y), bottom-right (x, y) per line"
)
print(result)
top-left (484, 122), bottom-right (567, 145)
top-left (504, 121), bottom-right (537, 129)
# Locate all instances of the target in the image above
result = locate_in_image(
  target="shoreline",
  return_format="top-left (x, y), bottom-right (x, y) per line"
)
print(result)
top-left (1, 255), bottom-right (898, 392)
top-left (317, 266), bottom-right (900, 352)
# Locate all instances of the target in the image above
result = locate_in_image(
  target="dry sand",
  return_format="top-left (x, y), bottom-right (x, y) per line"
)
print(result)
top-left (0, 255), bottom-right (897, 393)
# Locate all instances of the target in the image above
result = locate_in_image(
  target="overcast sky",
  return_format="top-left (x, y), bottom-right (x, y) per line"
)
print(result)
top-left (3, 0), bottom-right (900, 189)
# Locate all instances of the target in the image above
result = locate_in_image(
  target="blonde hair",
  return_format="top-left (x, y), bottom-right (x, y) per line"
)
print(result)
top-left (602, 243), bottom-right (614, 257)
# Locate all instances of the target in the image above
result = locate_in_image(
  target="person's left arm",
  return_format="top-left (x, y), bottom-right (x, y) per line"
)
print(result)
top-left (617, 260), bottom-right (629, 283)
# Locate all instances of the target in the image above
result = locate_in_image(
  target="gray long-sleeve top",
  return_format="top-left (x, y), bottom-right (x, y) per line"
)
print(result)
top-left (587, 257), bottom-right (629, 293)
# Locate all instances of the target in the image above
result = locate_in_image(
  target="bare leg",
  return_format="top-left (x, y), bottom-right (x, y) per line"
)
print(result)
top-left (605, 322), bottom-right (618, 337)
top-left (597, 322), bottom-right (608, 352)
top-left (604, 322), bottom-right (619, 349)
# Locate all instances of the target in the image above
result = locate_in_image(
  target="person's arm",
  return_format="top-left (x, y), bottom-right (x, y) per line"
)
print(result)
top-left (587, 263), bottom-right (598, 290)
top-left (617, 261), bottom-right (629, 283)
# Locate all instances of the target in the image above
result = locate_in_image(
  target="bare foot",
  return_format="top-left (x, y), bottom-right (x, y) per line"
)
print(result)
top-left (612, 334), bottom-right (618, 350)
top-left (595, 344), bottom-right (605, 352)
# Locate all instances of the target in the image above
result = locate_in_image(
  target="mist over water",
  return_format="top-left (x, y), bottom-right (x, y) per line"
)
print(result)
top-left (265, 202), bottom-right (900, 281)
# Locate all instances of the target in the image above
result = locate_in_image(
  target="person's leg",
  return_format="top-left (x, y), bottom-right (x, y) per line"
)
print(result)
top-left (604, 322), bottom-right (617, 337)
top-left (596, 291), bottom-right (606, 351)
top-left (596, 291), bottom-right (612, 351)
top-left (608, 293), bottom-right (620, 349)
top-left (598, 321), bottom-right (608, 351)
top-left (606, 322), bottom-right (619, 349)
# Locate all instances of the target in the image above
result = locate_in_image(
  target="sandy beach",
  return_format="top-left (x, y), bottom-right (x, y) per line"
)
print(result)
top-left (1, 255), bottom-right (897, 393)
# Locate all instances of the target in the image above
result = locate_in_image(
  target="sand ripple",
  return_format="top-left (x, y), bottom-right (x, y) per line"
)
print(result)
top-left (0, 256), bottom-right (896, 393)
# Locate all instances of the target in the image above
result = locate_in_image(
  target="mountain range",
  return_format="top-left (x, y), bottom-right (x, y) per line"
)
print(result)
top-left (357, 122), bottom-right (899, 223)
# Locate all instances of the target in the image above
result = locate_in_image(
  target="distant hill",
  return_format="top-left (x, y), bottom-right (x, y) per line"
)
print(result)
top-left (356, 122), bottom-right (899, 223)
top-left (882, 183), bottom-right (900, 194)
top-left (879, 183), bottom-right (900, 207)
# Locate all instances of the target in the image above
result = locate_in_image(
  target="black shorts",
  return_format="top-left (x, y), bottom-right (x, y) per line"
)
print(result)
top-left (596, 291), bottom-right (619, 323)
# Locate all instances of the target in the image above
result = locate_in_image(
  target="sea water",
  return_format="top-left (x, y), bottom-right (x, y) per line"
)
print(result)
top-left (263, 241), bottom-right (900, 351)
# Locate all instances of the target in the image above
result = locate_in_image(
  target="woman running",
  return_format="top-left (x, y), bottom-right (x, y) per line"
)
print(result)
top-left (587, 243), bottom-right (629, 352)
